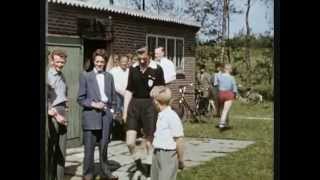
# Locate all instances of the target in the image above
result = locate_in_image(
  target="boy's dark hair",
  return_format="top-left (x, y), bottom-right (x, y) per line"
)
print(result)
top-left (86, 49), bottom-right (108, 71)
top-left (92, 48), bottom-right (108, 61)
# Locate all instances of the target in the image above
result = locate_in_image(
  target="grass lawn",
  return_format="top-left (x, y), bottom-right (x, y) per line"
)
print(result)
top-left (229, 101), bottom-right (273, 118)
top-left (177, 101), bottom-right (273, 180)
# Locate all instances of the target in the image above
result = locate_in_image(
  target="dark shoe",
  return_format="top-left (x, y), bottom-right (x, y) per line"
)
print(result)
top-left (219, 126), bottom-right (232, 132)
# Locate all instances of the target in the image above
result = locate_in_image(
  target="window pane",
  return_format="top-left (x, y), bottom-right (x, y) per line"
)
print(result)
top-left (157, 38), bottom-right (166, 56)
top-left (167, 39), bottom-right (175, 62)
top-left (176, 39), bottom-right (183, 68)
top-left (147, 36), bottom-right (156, 59)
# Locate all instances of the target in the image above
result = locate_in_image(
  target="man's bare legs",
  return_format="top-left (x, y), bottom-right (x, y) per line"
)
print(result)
top-left (126, 130), bottom-right (138, 158)
top-left (126, 129), bottom-right (153, 178)
top-left (126, 130), bottom-right (153, 157)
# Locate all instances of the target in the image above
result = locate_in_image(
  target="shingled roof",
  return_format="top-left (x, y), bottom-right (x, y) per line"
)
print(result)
top-left (48, 0), bottom-right (201, 28)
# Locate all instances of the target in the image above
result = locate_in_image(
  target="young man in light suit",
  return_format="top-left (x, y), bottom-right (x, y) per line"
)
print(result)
top-left (78, 49), bottom-right (118, 180)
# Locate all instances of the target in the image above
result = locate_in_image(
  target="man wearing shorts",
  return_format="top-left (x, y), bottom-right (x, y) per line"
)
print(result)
top-left (122, 47), bottom-right (165, 174)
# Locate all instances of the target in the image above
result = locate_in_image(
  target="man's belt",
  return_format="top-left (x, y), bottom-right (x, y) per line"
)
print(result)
top-left (154, 148), bottom-right (176, 152)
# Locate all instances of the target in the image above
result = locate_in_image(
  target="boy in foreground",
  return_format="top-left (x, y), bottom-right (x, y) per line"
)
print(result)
top-left (150, 86), bottom-right (185, 180)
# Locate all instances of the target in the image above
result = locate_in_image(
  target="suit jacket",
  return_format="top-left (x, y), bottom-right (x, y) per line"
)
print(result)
top-left (77, 70), bottom-right (117, 131)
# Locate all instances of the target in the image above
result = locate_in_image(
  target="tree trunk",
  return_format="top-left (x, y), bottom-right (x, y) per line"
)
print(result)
top-left (221, 0), bottom-right (228, 63)
top-left (156, 0), bottom-right (160, 15)
top-left (245, 0), bottom-right (251, 85)
top-left (226, 0), bottom-right (231, 63)
top-left (142, 0), bottom-right (145, 11)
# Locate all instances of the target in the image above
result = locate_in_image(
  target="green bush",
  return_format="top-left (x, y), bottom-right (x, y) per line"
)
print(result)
top-left (194, 39), bottom-right (274, 102)
top-left (252, 84), bottom-right (273, 101)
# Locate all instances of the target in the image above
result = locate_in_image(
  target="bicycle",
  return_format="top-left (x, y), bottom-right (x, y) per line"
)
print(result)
top-left (171, 84), bottom-right (210, 123)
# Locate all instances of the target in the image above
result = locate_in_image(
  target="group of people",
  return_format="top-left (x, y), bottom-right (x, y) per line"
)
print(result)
top-left (47, 46), bottom-right (181, 180)
top-left (196, 62), bottom-right (238, 130)
top-left (47, 45), bottom-right (238, 180)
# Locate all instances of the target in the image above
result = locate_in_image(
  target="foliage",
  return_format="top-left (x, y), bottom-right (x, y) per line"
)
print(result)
top-left (195, 34), bottom-right (273, 100)
top-left (252, 83), bottom-right (273, 101)
top-left (226, 33), bottom-right (273, 49)
top-left (195, 45), bottom-right (221, 72)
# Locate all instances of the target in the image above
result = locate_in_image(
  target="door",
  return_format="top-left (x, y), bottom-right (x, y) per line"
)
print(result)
top-left (47, 36), bottom-right (83, 148)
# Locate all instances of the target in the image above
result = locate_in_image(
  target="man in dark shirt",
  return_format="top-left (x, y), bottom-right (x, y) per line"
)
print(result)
top-left (123, 47), bottom-right (165, 174)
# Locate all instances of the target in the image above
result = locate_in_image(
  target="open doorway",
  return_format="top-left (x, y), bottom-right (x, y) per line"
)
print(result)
top-left (83, 39), bottom-right (108, 71)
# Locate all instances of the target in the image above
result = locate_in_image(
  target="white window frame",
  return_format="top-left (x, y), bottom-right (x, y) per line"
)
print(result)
top-left (146, 34), bottom-right (184, 71)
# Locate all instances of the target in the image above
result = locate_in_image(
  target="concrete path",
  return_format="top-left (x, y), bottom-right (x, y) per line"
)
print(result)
top-left (64, 138), bottom-right (255, 180)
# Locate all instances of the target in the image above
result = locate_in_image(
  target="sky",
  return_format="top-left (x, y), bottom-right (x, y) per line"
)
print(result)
top-left (229, 0), bottom-right (273, 37)
top-left (92, 0), bottom-right (274, 38)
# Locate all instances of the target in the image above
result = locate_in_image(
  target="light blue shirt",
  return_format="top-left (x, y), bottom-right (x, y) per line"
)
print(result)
top-left (217, 73), bottom-right (238, 94)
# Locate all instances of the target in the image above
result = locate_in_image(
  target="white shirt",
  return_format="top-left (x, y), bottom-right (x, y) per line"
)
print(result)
top-left (153, 106), bottom-right (184, 150)
top-left (156, 57), bottom-right (176, 84)
top-left (94, 68), bottom-right (108, 102)
top-left (109, 66), bottom-right (129, 95)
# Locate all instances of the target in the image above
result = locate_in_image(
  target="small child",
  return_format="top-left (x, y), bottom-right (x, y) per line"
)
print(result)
top-left (150, 86), bottom-right (185, 180)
